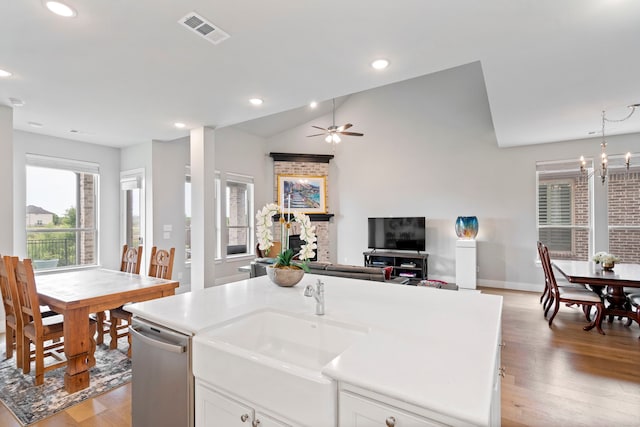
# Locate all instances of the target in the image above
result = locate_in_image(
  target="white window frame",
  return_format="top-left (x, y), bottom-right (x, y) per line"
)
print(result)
top-left (536, 159), bottom-right (593, 260)
top-left (25, 153), bottom-right (100, 270)
top-left (216, 172), bottom-right (255, 260)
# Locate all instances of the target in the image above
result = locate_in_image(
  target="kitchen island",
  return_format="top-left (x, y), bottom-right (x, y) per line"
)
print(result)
top-left (126, 274), bottom-right (503, 427)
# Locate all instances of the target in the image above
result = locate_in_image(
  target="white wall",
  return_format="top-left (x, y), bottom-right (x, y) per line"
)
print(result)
top-left (214, 126), bottom-right (269, 284)
top-left (151, 138), bottom-right (190, 288)
top-left (13, 130), bottom-right (121, 269)
top-left (265, 61), bottom-right (640, 291)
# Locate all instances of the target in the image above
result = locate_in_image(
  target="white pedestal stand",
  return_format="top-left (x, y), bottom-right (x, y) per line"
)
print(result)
top-left (456, 239), bottom-right (477, 290)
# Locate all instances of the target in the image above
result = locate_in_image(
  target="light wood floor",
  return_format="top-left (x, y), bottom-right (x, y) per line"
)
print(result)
top-left (1, 288), bottom-right (639, 426)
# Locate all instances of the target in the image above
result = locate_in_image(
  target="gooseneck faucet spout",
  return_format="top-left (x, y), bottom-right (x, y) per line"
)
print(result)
top-left (304, 279), bottom-right (325, 315)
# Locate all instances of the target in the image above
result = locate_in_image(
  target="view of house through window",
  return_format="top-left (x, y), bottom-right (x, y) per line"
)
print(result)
top-left (225, 174), bottom-right (254, 257)
top-left (26, 156), bottom-right (99, 270)
top-left (536, 160), bottom-right (591, 260)
top-left (185, 169), bottom-right (191, 262)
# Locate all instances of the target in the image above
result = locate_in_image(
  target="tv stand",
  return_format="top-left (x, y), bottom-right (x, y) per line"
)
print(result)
top-left (363, 251), bottom-right (428, 280)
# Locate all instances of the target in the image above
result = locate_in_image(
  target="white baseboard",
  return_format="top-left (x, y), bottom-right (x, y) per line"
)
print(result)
top-left (478, 278), bottom-right (542, 293)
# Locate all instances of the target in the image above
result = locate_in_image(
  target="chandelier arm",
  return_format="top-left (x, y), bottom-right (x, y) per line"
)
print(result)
top-left (603, 105), bottom-right (637, 123)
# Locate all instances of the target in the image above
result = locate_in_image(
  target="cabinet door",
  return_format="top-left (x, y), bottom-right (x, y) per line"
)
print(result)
top-left (339, 391), bottom-right (445, 427)
top-left (254, 411), bottom-right (291, 427)
top-left (196, 382), bottom-right (254, 427)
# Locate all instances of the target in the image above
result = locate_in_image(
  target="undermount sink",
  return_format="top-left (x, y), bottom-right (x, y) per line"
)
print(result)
top-left (205, 309), bottom-right (368, 371)
top-left (192, 309), bottom-right (369, 426)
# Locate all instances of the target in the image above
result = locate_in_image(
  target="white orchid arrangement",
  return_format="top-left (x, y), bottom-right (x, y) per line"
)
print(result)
top-left (592, 252), bottom-right (620, 265)
top-left (255, 202), bottom-right (317, 270)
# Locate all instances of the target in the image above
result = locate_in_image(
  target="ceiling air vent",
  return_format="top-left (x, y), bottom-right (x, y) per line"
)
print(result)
top-left (179, 12), bottom-right (230, 45)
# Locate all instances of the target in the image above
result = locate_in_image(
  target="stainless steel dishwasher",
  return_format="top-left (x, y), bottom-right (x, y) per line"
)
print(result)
top-left (130, 317), bottom-right (193, 427)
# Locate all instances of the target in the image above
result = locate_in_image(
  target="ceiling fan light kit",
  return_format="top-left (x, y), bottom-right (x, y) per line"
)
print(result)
top-left (307, 98), bottom-right (364, 145)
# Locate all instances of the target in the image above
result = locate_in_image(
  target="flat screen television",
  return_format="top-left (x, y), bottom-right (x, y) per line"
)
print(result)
top-left (367, 217), bottom-right (426, 251)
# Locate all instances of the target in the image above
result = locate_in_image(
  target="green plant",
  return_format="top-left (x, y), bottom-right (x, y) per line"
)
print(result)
top-left (274, 248), bottom-right (310, 272)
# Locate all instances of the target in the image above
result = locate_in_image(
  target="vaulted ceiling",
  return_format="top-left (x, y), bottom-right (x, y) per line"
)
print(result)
top-left (1, 0), bottom-right (639, 148)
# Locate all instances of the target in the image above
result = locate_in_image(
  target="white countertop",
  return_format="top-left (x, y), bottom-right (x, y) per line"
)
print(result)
top-left (126, 274), bottom-right (502, 426)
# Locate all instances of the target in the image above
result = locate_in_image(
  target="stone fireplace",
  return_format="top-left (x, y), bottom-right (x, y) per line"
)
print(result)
top-left (269, 153), bottom-right (334, 262)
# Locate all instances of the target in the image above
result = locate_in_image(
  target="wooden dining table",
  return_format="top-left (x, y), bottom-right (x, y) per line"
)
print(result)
top-left (552, 260), bottom-right (640, 324)
top-left (36, 268), bottom-right (179, 393)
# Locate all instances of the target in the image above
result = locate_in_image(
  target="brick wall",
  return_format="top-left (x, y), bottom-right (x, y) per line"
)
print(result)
top-left (272, 160), bottom-right (330, 262)
top-left (541, 171), bottom-right (640, 262)
top-left (79, 173), bottom-right (96, 265)
top-left (607, 171), bottom-right (640, 263)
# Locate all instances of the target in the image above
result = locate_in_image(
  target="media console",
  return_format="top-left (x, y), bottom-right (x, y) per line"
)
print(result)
top-left (363, 250), bottom-right (428, 280)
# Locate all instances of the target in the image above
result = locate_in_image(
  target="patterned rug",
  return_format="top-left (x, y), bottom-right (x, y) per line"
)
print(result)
top-left (0, 337), bottom-right (131, 426)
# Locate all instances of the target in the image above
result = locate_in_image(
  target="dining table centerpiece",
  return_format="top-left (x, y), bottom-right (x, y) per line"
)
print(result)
top-left (593, 252), bottom-right (620, 271)
top-left (256, 202), bottom-right (317, 287)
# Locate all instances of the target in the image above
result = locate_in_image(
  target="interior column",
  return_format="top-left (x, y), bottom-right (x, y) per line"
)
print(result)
top-left (190, 127), bottom-right (216, 289)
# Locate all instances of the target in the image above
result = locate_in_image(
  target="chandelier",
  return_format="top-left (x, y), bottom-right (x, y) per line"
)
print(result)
top-left (580, 103), bottom-right (639, 184)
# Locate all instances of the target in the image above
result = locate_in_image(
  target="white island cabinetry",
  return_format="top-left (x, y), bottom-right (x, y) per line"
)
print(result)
top-left (126, 274), bottom-right (503, 427)
top-left (195, 380), bottom-right (292, 427)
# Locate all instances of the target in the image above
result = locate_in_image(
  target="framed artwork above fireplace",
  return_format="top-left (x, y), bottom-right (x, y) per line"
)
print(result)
top-left (277, 174), bottom-right (327, 214)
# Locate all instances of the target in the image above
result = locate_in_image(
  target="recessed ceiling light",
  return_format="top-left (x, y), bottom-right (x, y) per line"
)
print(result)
top-left (309, 101), bottom-right (318, 109)
top-left (0, 69), bottom-right (12, 78)
top-left (28, 121), bottom-right (44, 128)
top-left (174, 122), bottom-right (186, 129)
top-left (44, 1), bottom-right (77, 17)
top-left (249, 98), bottom-right (263, 106)
top-left (371, 59), bottom-right (389, 70)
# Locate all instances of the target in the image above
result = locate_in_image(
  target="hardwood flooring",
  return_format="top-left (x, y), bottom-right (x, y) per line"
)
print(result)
top-left (1, 287), bottom-right (639, 426)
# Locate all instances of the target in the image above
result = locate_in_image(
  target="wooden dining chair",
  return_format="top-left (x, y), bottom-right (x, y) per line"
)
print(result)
top-left (1, 255), bottom-right (22, 366)
top-left (539, 244), bottom-right (605, 334)
top-left (109, 246), bottom-right (175, 357)
top-left (256, 241), bottom-right (281, 258)
top-left (11, 257), bottom-right (96, 384)
top-left (120, 244), bottom-right (143, 274)
top-left (627, 292), bottom-right (640, 339)
top-left (95, 244), bottom-right (143, 346)
top-left (537, 241), bottom-right (587, 317)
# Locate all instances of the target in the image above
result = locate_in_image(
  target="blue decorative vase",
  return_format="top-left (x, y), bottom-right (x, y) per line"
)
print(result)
top-left (455, 216), bottom-right (478, 239)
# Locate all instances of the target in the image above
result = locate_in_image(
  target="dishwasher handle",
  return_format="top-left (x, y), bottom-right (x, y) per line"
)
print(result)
top-left (129, 325), bottom-right (186, 354)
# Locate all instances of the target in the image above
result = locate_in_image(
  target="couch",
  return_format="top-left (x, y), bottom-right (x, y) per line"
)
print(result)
top-left (250, 258), bottom-right (387, 282)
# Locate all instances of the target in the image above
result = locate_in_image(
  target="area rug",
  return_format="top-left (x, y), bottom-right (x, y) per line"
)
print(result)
top-left (0, 337), bottom-right (131, 426)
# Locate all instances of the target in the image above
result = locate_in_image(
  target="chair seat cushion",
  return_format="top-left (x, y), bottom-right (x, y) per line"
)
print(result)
top-left (557, 282), bottom-right (587, 289)
top-left (23, 314), bottom-right (65, 338)
top-left (559, 288), bottom-right (602, 302)
top-left (110, 306), bottom-right (132, 320)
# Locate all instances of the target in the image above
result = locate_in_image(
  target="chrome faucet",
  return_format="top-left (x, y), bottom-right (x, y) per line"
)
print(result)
top-left (304, 279), bottom-right (325, 315)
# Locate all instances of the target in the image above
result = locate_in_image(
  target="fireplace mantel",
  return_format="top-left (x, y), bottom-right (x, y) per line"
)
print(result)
top-left (274, 213), bottom-right (334, 222)
top-left (269, 152), bottom-right (334, 163)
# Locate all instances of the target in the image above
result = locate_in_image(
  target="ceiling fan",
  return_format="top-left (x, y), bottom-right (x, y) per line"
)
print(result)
top-left (307, 98), bottom-right (364, 144)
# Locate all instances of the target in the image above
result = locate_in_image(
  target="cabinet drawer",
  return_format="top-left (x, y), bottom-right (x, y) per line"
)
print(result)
top-left (339, 391), bottom-right (445, 427)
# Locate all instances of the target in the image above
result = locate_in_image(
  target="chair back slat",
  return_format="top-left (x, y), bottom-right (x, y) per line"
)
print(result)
top-left (12, 258), bottom-right (43, 329)
top-left (121, 244), bottom-right (143, 274)
top-left (539, 243), bottom-right (559, 294)
top-left (0, 255), bottom-right (18, 319)
top-left (148, 247), bottom-right (175, 280)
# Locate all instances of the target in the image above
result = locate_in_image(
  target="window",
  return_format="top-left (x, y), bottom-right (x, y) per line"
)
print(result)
top-left (120, 171), bottom-right (144, 252)
top-left (218, 174), bottom-right (254, 256)
top-left (536, 160), bottom-right (591, 260)
top-left (26, 154), bottom-right (99, 270)
top-left (607, 153), bottom-right (640, 263)
top-left (185, 168), bottom-right (191, 262)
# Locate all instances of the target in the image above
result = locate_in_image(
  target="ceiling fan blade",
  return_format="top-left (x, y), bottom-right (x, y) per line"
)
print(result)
top-left (307, 133), bottom-right (326, 137)
top-left (340, 132), bottom-right (364, 136)
top-left (311, 126), bottom-right (327, 131)
top-left (337, 123), bottom-right (353, 132)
